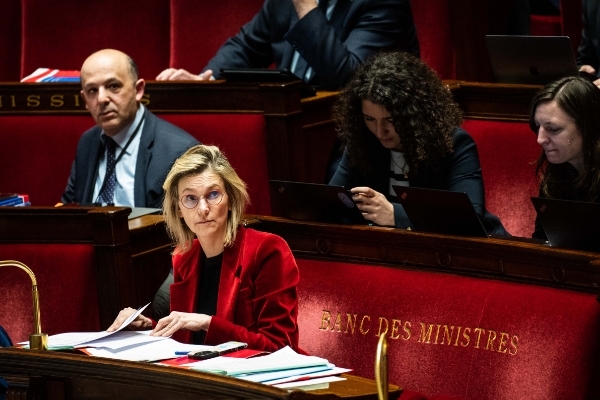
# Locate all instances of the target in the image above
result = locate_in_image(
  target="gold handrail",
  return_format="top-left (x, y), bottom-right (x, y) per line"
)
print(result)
top-left (375, 332), bottom-right (388, 400)
top-left (0, 260), bottom-right (48, 350)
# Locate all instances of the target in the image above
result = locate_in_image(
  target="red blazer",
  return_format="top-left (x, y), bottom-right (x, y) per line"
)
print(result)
top-left (169, 226), bottom-right (301, 352)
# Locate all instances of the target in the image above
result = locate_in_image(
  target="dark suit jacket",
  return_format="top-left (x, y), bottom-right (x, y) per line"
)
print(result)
top-left (169, 227), bottom-right (301, 352)
top-left (62, 108), bottom-right (199, 208)
top-left (204, 0), bottom-right (420, 90)
top-left (330, 127), bottom-right (507, 235)
top-left (577, 0), bottom-right (600, 70)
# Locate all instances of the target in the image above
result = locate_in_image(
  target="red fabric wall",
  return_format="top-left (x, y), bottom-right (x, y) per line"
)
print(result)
top-left (0, 244), bottom-right (100, 343)
top-left (0, 115), bottom-right (94, 206)
top-left (169, 0), bottom-right (265, 73)
top-left (20, 0), bottom-right (170, 80)
top-left (297, 259), bottom-right (600, 399)
top-left (0, 0), bottom-right (21, 82)
top-left (462, 119), bottom-right (540, 238)
top-left (160, 114), bottom-right (270, 215)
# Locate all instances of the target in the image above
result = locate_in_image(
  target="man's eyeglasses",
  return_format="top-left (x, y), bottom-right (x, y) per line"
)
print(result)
top-left (180, 190), bottom-right (224, 209)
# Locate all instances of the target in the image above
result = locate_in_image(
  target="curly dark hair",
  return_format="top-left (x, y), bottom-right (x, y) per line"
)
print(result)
top-left (530, 76), bottom-right (600, 202)
top-left (332, 51), bottom-right (461, 173)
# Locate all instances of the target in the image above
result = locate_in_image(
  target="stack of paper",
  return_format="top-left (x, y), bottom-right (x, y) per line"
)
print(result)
top-left (185, 347), bottom-right (351, 390)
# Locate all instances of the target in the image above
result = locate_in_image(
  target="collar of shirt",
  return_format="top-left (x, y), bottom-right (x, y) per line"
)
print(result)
top-left (100, 104), bottom-right (145, 155)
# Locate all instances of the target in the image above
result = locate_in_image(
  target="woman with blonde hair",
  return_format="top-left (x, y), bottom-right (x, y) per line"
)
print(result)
top-left (109, 145), bottom-right (301, 352)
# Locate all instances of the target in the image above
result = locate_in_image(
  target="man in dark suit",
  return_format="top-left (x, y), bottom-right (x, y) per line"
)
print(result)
top-left (62, 49), bottom-right (199, 208)
top-left (578, 0), bottom-right (600, 87)
top-left (155, 0), bottom-right (419, 90)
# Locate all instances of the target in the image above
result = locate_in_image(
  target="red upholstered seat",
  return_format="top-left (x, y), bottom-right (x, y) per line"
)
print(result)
top-left (0, 244), bottom-right (100, 343)
top-left (297, 259), bottom-right (600, 399)
top-left (411, 0), bottom-right (456, 79)
top-left (20, 0), bottom-right (170, 79)
top-left (0, 115), bottom-right (93, 206)
top-left (168, 0), bottom-right (265, 72)
top-left (462, 119), bottom-right (539, 237)
top-left (530, 14), bottom-right (561, 37)
top-left (559, 0), bottom-right (583, 53)
top-left (159, 114), bottom-right (270, 215)
top-left (0, 0), bottom-right (21, 82)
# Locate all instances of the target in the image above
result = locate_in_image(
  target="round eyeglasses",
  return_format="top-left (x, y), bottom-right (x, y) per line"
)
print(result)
top-left (180, 190), bottom-right (224, 209)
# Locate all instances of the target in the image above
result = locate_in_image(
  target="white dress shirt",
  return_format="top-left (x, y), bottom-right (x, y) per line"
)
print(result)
top-left (93, 104), bottom-right (145, 206)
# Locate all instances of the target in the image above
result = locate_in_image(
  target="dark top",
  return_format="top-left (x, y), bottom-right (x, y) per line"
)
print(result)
top-left (532, 163), bottom-right (599, 240)
top-left (577, 0), bottom-right (600, 70)
top-left (204, 0), bottom-right (420, 90)
top-left (193, 251), bottom-right (223, 344)
top-left (329, 127), bottom-right (507, 235)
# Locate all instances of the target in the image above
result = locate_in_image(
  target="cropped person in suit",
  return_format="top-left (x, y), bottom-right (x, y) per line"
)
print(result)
top-left (61, 49), bottom-right (199, 208)
top-left (156, 0), bottom-right (420, 90)
top-left (329, 52), bottom-right (507, 235)
top-left (109, 145), bottom-right (301, 352)
top-left (530, 76), bottom-right (600, 239)
top-left (577, 0), bottom-right (600, 87)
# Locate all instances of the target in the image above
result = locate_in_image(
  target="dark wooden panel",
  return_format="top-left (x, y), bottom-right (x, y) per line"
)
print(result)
top-left (0, 348), bottom-right (401, 400)
top-left (244, 215), bottom-right (600, 294)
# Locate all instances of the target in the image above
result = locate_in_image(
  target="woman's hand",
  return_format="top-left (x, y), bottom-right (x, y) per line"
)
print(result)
top-left (151, 311), bottom-right (212, 337)
top-left (106, 307), bottom-right (153, 332)
top-left (351, 187), bottom-right (395, 226)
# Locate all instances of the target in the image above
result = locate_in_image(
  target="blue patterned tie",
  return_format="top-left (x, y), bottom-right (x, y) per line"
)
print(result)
top-left (97, 137), bottom-right (117, 204)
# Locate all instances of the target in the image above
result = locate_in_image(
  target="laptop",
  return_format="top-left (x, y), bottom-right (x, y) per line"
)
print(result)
top-left (220, 68), bottom-right (317, 97)
top-left (392, 186), bottom-right (488, 238)
top-left (485, 35), bottom-right (579, 85)
top-left (269, 180), bottom-right (368, 225)
top-left (531, 197), bottom-right (600, 252)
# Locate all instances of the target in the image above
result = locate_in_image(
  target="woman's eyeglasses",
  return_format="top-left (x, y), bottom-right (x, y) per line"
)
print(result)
top-left (180, 190), bottom-right (224, 208)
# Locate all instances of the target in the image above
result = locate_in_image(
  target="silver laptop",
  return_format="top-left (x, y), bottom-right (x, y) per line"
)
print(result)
top-left (486, 35), bottom-right (579, 85)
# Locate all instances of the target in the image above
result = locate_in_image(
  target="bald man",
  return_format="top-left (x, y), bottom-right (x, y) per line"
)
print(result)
top-left (62, 49), bottom-right (199, 208)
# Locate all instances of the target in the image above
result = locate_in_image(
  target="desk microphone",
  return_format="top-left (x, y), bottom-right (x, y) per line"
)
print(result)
top-left (0, 260), bottom-right (48, 350)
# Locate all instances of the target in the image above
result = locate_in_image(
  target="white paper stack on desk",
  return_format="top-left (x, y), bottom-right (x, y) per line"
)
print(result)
top-left (184, 346), bottom-right (351, 390)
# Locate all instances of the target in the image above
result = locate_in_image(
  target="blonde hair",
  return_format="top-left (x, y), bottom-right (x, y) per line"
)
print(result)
top-left (162, 145), bottom-right (249, 253)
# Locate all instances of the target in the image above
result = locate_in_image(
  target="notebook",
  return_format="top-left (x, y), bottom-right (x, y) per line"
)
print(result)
top-left (485, 35), bottom-right (579, 85)
top-left (392, 186), bottom-right (488, 237)
top-left (269, 180), bottom-right (368, 225)
top-left (531, 197), bottom-right (600, 252)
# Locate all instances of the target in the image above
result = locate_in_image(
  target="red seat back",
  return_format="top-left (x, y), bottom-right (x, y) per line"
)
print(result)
top-left (20, 0), bottom-right (170, 79)
top-left (462, 119), bottom-right (540, 237)
top-left (0, 0), bottom-right (21, 82)
top-left (159, 114), bottom-right (270, 215)
top-left (297, 259), bottom-right (600, 399)
top-left (169, 0), bottom-right (265, 72)
top-left (0, 115), bottom-right (93, 206)
top-left (0, 244), bottom-right (100, 343)
top-left (411, 0), bottom-right (456, 79)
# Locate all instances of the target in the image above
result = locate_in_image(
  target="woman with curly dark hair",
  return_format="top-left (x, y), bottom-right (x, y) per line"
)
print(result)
top-left (329, 51), bottom-right (506, 234)
top-left (530, 76), bottom-right (600, 240)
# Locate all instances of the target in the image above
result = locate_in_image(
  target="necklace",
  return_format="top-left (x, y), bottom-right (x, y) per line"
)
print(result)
top-left (391, 152), bottom-right (409, 179)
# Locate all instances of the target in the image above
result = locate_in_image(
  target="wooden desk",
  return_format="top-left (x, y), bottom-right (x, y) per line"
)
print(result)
top-left (0, 207), bottom-right (172, 331)
top-left (0, 348), bottom-right (401, 400)
top-left (244, 215), bottom-right (600, 294)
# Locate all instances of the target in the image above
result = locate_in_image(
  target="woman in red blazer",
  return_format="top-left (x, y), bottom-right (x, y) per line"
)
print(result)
top-left (109, 145), bottom-right (301, 352)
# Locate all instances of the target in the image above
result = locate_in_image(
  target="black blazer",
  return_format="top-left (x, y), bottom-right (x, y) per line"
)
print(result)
top-left (577, 0), bottom-right (600, 70)
top-left (62, 108), bottom-right (199, 208)
top-left (329, 127), bottom-right (507, 235)
top-left (204, 0), bottom-right (420, 90)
